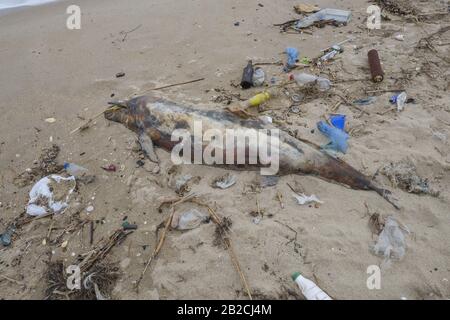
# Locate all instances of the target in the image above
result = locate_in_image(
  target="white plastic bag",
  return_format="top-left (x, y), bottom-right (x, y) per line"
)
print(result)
top-left (26, 175), bottom-right (76, 216)
top-left (371, 216), bottom-right (409, 263)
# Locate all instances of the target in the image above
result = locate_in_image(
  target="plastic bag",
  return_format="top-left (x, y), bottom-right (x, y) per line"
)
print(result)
top-left (371, 216), bottom-right (409, 263)
top-left (26, 175), bottom-right (76, 216)
top-left (171, 209), bottom-right (209, 230)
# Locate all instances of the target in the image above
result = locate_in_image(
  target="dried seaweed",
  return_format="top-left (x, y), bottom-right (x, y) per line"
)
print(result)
top-left (375, 0), bottom-right (418, 16)
top-left (45, 261), bottom-right (120, 300)
top-left (380, 160), bottom-right (439, 196)
top-left (13, 144), bottom-right (63, 187)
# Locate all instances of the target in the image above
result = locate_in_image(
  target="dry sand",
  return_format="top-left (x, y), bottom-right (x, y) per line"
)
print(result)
top-left (0, 0), bottom-right (449, 299)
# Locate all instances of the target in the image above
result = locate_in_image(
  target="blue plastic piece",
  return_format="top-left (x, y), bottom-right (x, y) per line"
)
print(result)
top-left (353, 96), bottom-right (377, 106)
top-left (330, 114), bottom-right (346, 130)
top-left (390, 94), bottom-right (400, 104)
top-left (285, 47), bottom-right (299, 70)
top-left (317, 120), bottom-right (349, 153)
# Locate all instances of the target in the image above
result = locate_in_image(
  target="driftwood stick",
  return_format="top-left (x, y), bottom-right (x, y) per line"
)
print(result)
top-left (141, 77), bottom-right (205, 93)
top-left (365, 89), bottom-right (404, 94)
top-left (203, 204), bottom-right (252, 300)
top-left (136, 208), bottom-right (175, 290)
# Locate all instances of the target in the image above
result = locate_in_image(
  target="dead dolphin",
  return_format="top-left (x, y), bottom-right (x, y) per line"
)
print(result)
top-left (105, 95), bottom-right (398, 209)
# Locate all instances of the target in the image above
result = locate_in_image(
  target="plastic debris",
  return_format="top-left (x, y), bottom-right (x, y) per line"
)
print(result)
top-left (394, 34), bottom-right (405, 41)
top-left (212, 173), bottom-right (236, 189)
top-left (260, 175), bottom-right (279, 188)
top-left (101, 164), bottom-right (117, 172)
top-left (0, 226), bottom-right (15, 247)
top-left (319, 45), bottom-right (343, 62)
top-left (329, 114), bottom-right (346, 130)
top-left (243, 91), bottom-right (271, 108)
top-left (174, 174), bottom-right (197, 194)
top-left (370, 216), bottom-right (409, 264)
top-left (285, 47), bottom-right (299, 70)
top-left (259, 115), bottom-right (273, 125)
top-left (299, 57), bottom-right (312, 65)
top-left (64, 162), bottom-right (88, 177)
top-left (295, 8), bottom-right (351, 29)
top-left (171, 209), bottom-right (209, 230)
top-left (252, 67), bottom-right (265, 86)
top-left (395, 92), bottom-right (407, 111)
top-left (292, 272), bottom-right (332, 300)
top-left (353, 96), bottom-right (377, 106)
top-left (292, 193), bottom-right (323, 205)
top-left (26, 175), bottom-right (76, 216)
top-left (122, 221), bottom-right (138, 230)
top-left (317, 120), bottom-right (349, 153)
top-left (45, 117), bottom-right (56, 123)
top-left (290, 73), bottom-right (331, 91)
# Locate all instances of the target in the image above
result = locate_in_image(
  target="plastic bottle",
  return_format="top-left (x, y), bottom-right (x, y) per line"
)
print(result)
top-left (290, 73), bottom-right (331, 91)
top-left (244, 92), bottom-right (271, 108)
top-left (292, 272), bottom-right (332, 300)
top-left (63, 162), bottom-right (88, 177)
top-left (396, 92), bottom-right (407, 111)
top-left (240, 60), bottom-right (254, 89)
top-left (252, 67), bottom-right (265, 86)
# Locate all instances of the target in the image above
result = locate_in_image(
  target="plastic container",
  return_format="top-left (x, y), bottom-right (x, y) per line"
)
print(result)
top-left (63, 162), bottom-right (88, 177)
top-left (291, 272), bottom-right (332, 300)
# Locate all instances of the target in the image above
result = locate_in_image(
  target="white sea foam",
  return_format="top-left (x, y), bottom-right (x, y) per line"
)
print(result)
top-left (0, 0), bottom-right (59, 10)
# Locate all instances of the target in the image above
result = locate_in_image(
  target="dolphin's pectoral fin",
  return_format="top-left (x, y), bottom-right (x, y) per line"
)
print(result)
top-left (138, 132), bottom-right (159, 163)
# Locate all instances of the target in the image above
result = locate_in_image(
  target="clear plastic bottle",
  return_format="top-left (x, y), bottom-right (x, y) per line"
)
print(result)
top-left (63, 162), bottom-right (88, 177)
top-left (396, 92), bottom-right (407, 112)
top-left (290, 73), bottom-right (331, 91)
top-left (292, 272), bottom-right (332, 300)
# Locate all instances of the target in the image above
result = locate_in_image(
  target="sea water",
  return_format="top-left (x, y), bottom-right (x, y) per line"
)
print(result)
top-left (0, 0), bottom-right (59, 11)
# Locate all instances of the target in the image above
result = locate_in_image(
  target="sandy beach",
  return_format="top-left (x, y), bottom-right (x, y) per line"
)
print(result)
top-left (0, 0), bottom-right (449, 300)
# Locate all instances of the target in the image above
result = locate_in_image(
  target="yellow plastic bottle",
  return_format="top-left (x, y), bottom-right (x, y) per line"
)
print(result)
top-left (245, 91), bottom-right (271, 108)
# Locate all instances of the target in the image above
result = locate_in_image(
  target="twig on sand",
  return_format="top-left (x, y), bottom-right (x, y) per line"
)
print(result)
top-left (276, 191), bottom-right (285, 209)
top-left (365, 88), bottom-right (404, 94)
top-left (121, 24), bottom-right (142, 42)
top-left (333, 92), bottom-right (370, 115)
top-left (138, 77), bottom-right (205, 95)
top-left (135, 208), bottom-right (175, 291)
top-left (70, 109), bottom-right (110, 135)
top-left (0, 275), bottom-right (24, 286)
top-left (192, 199), bottom-right (253, 300)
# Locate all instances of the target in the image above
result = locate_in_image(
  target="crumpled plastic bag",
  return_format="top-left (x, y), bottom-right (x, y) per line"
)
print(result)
top-left (26, 175), bottom-right (76, 216)
top-left (212, 173), bottom-right (236, 189)
top-left (370, 216), bottom-right (410, 264)
top-left (171, 209), bottom-right (209, 230)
